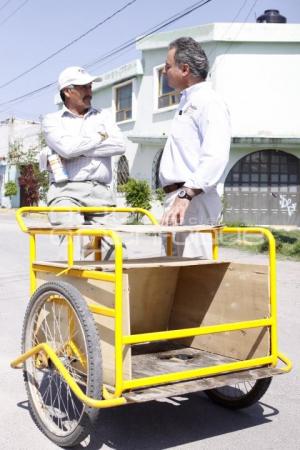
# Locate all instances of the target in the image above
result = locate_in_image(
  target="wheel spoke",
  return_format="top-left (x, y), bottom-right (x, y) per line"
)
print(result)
top-left (22, 282), bottom-right (101, 445)
top-left (25, 290), bottom-right (88, 435)
top-left (205, 376), bottom-right (271, 409)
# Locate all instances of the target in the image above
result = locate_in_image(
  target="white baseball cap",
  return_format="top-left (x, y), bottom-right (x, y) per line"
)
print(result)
top-left (58, 66), bottom-right (102, 91)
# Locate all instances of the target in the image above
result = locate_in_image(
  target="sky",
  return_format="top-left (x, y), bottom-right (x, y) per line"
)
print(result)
top-left (0, 0), bottom-right (299, 122)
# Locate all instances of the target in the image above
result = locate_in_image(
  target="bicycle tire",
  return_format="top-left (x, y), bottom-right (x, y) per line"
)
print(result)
top-left (22, 280), bottom-right (102, 447)
top-left (204, 377), bottom-right (272, 409)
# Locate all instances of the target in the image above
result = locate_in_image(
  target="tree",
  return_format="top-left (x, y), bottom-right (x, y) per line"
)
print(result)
top-left (7, 137), bottom-right (49, 206)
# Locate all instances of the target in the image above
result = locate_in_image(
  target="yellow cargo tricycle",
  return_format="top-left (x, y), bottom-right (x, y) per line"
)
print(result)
top-left (11, 206), bottom-right (292, 447)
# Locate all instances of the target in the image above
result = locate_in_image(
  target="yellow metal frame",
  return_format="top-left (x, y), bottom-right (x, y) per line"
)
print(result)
top-left (11, 207), bottom-right (292, 409)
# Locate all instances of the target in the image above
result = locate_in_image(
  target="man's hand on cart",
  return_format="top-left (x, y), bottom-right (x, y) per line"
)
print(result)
top-left (161, 197), bottom-right (190, 225)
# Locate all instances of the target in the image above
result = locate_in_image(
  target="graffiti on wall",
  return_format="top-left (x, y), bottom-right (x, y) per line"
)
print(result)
top-left (279, 195), bottom-right (297, 217)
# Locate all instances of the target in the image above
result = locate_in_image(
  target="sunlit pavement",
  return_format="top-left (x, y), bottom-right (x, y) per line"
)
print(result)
top-left (0, 210), bottom-right (299, 450)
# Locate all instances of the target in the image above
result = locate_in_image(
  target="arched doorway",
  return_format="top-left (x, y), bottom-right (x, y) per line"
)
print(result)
top-left (152, 149), bottom-right (163, 189)
top-left (224, 150), bottom-right (300, 225)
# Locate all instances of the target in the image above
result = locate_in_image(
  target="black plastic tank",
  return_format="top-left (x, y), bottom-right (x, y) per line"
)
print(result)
top-left (256, 9), bottom-right (287, 23)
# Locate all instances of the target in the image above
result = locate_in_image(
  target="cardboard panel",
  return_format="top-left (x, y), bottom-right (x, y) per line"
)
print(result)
top-left (36, 272), bottom-right (131, 386)
top-left (34, 257), bottom-right (225, 270)
top-left (169, 263), bottom-right (270, 359)
top-left (127, 267), bottom-right (179, 334)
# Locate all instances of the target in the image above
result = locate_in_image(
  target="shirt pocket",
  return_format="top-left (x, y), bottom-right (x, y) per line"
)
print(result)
top-left (171, 113), bottom-right (200, 148)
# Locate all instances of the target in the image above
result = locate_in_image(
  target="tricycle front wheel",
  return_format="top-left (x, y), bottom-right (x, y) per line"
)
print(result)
top-left (204, 377), bottom-right (272, 409)
top-left (22, 280), bottom-right (102, 447)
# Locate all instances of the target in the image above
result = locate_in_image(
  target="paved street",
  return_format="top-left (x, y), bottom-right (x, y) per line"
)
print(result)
top-left (0, 210), bottom-right (299, 450)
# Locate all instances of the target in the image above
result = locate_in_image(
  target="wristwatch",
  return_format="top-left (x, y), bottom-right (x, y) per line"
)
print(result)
top-left (177, 189), bottom-right (193, 201)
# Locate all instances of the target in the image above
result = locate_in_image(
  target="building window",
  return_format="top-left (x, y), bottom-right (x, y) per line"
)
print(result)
top-left (115, 82), bottom-right (132, 123)
top-left (158, 68), bottom-right (180, 109)
top-left (152, 149), bottom-right (163, 189)
top-left (117, 155), bottom-right (129, 191)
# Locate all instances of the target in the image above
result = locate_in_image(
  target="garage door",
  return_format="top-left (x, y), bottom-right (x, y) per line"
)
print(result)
top-left (224, 150), bottom-right (300, 226)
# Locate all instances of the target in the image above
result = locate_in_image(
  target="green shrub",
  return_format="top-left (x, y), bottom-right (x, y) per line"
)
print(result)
top-left (221, 226), bottom-right (300, 260)
top-left (272, 230), bottom-right (297, 244)
top-left (154, 187), bottom-right (165, 205)
top-left (4, 181), bottom-right (18, 197)
top-left (122, 178), bottom-right (152, 223)
top-left (259, 237), bottom-right (283, 253)
top-left (287, 241), bottom-right (300, 257)
top-left (259, 229), bottom-right (298, 253)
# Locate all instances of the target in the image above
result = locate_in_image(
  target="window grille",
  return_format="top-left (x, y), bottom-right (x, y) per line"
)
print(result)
top-left (226, 150), bottom-right (300, 188)
top-left (117, 155), bottom-right (129, 191)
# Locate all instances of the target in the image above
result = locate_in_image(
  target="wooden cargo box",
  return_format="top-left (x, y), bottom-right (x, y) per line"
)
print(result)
top-left (37, 257), bottom-right (270, 386)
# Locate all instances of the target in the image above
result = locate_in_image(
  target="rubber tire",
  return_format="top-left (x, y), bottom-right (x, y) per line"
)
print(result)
top-left (204, 377), bottom-right (272, 409)
top-left (22, 280), bottom-right (102, 447)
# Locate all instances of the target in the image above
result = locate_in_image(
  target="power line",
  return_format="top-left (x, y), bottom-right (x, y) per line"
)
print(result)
top-left (0, 0), bottom-right (29, 28)
top-left (0, 0), bottom-right (213, 110)
top-left (0, 0), bottom-right (14, 13)
top-left (0, 0), bottom-right (137, 90)
top-left (209, 0), bottom-right (259, 77)
top-left (206, 0), bottom-right (249, 61)
top-left (87, 0), bottom-right (213, 69)
top-left (0, 82), bottom-right (55, 108)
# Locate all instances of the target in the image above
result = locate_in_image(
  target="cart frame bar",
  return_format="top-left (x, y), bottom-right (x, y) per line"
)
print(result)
top-left (11, 207), bottom-right (292, 408)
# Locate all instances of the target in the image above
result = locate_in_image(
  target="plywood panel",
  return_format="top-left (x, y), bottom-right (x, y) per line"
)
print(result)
top-left (28, 224), bottom-right (221, 232)
top-left (125, 366), bottom-right (283, 403)
top-left (169, 263), bottom-right (270, 359)
top-left (127, 267), bottom-right (179, 334)
top-left (36, 272), bottom-right (131, 385)
top-left (34, 256), bottom-right (226, 270)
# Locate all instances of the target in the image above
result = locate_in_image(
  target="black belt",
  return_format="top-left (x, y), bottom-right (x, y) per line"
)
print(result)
top-left (51, 180), bottom-right (107, 185)
top-left (163, 182), bottom-right (184, 194)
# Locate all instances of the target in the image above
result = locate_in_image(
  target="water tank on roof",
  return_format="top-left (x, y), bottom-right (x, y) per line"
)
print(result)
top-left (256, 9), bottom-right (287, 23)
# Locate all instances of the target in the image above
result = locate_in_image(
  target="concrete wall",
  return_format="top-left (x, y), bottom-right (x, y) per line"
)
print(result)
top-left (215, 42), bottom-right (300, 138)
top-left (1, 165), bottom-right (19, 208)
top-left (0, 164), bottom-right (5, 206)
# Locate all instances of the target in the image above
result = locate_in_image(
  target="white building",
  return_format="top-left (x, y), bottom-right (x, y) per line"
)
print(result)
top-left (0, 118), bottom-right (41, 207)
top-left (90, 19), bottom-right (300, 226)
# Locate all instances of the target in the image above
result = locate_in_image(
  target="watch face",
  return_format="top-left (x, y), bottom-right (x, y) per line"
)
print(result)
top-left (178, 189), bottom-right (192, 200)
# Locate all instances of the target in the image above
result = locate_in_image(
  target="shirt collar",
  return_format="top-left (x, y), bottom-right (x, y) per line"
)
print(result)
top-left (61, 105), bottom-right (99, 118)
top-left (181, 81), bottom-right (211, 102)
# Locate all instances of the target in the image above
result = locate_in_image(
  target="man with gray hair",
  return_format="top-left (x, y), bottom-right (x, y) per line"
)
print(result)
top-left (160, 37), bottom-right (231, 257)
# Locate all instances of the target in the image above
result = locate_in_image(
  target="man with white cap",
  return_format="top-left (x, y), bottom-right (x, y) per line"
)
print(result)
top-left (42, 66), bottom-right (126, 227)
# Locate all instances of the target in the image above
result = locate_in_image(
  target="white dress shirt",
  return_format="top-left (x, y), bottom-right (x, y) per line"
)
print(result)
top-left (159, 81), bottom-right (231, 192)
top-left (42, 106), bottom-right (125, 183)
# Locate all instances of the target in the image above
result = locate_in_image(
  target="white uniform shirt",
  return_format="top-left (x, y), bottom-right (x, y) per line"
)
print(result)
top-left (42, 106), bottom-right (125, 183)
top-left (159, 81), bottom-right (231, 193)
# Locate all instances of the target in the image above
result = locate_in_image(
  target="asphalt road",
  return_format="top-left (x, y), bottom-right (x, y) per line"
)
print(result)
top-left (0, 210), bottom-right (299, 450)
